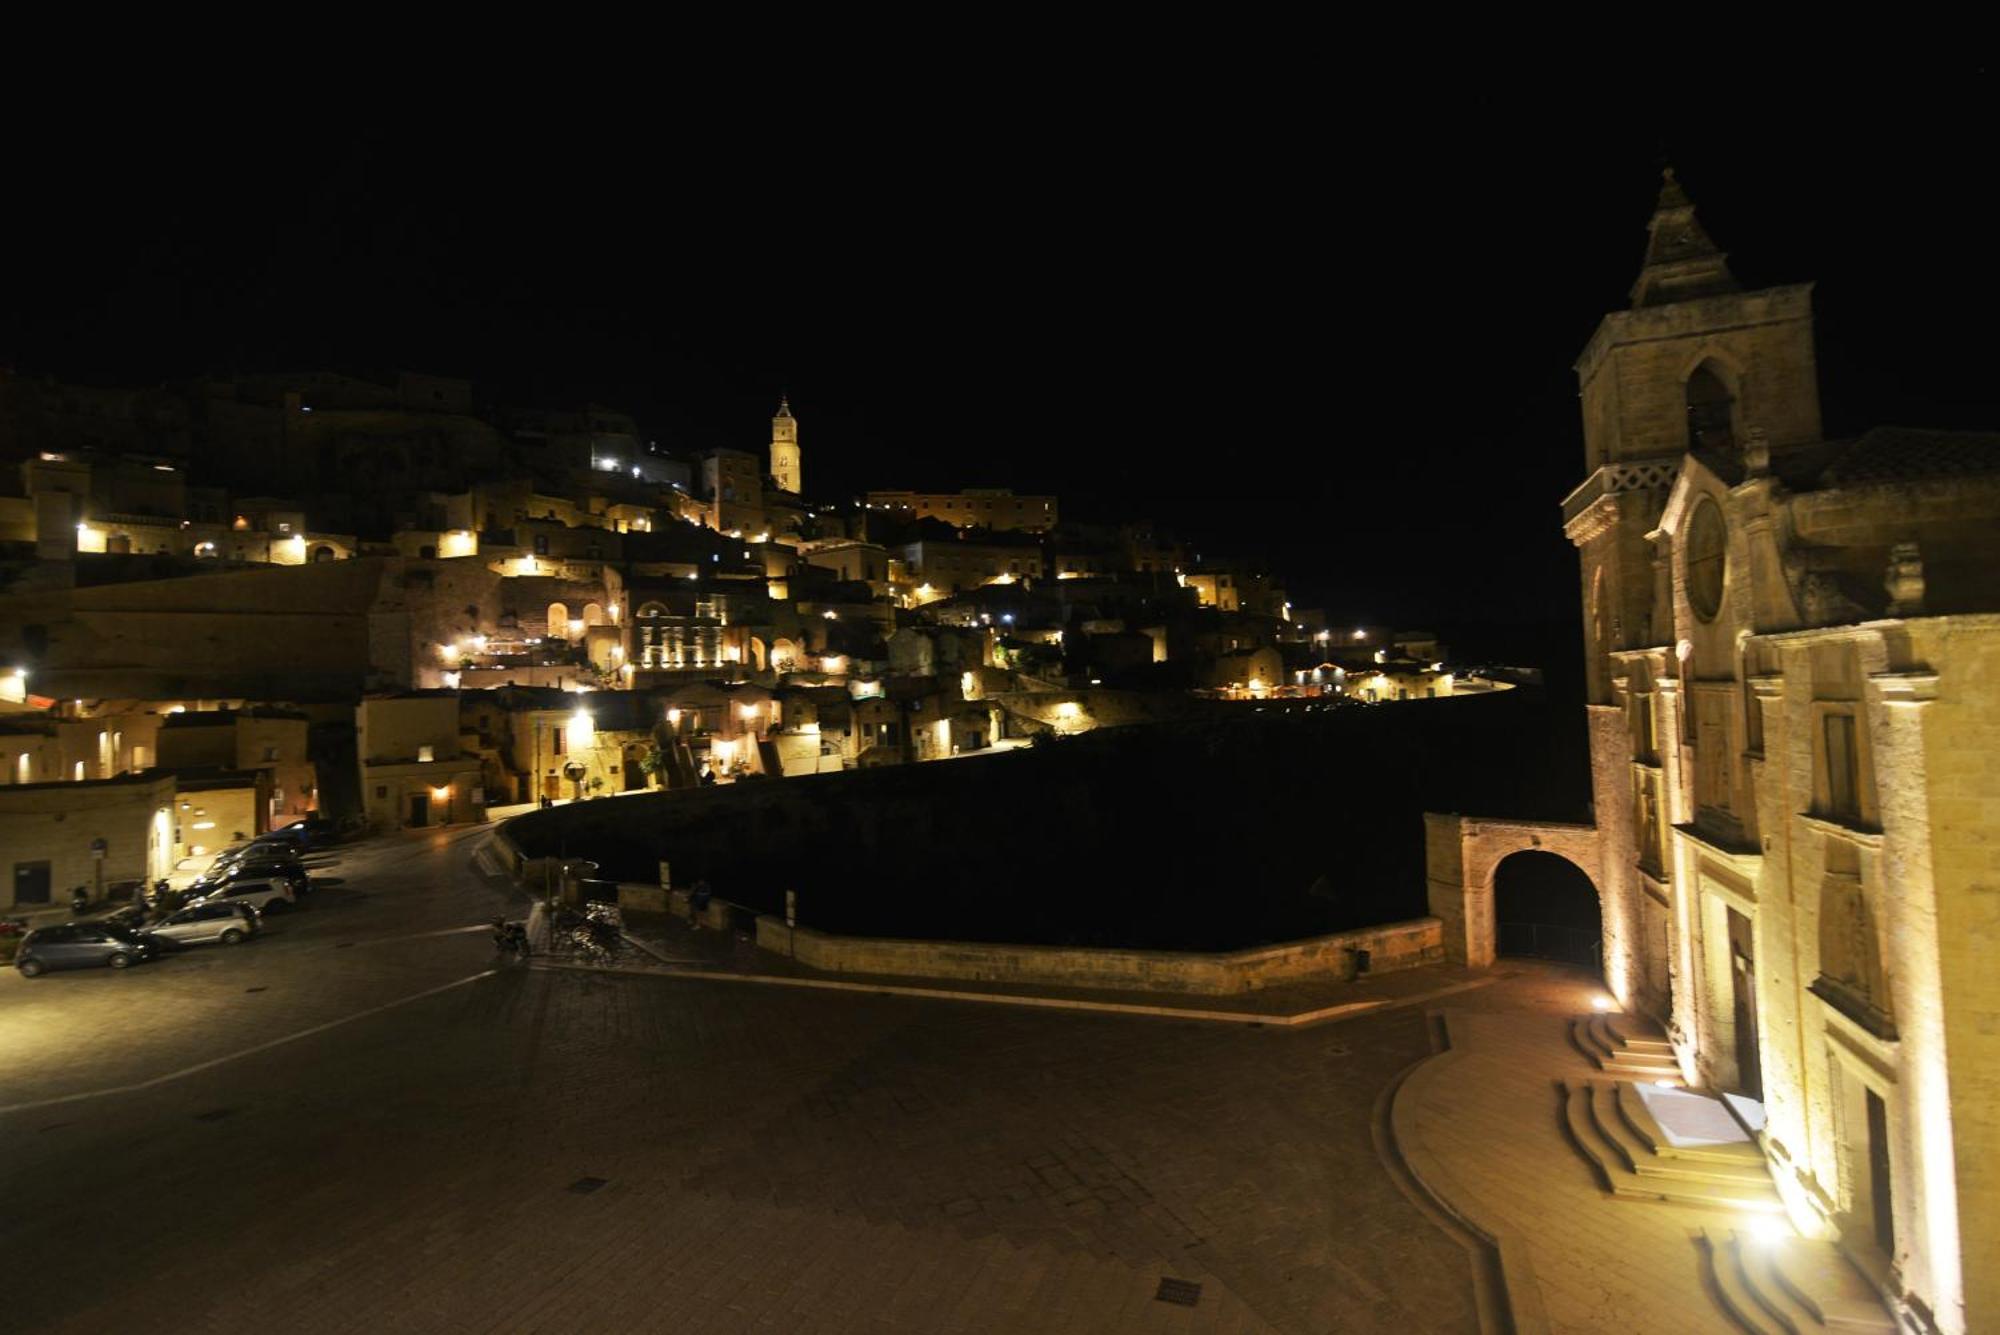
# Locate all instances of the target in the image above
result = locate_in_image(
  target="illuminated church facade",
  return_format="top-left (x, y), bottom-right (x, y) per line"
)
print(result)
top-left (1436, 170), bottom-right (2000, 1333)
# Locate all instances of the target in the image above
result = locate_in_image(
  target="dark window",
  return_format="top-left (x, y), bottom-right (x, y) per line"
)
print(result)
top-left (1686, 363), bottom-right (1736, 453)
top-left (12, 860), bottom-right (52, 904)
top-left (1825, 714), bottom-right (1861, 822)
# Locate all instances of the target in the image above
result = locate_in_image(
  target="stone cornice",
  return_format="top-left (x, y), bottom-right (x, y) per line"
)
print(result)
top-left (1573, 283), bottom-right (1816, 385)
top-left (1868, 670), bottom-right (1940, 707)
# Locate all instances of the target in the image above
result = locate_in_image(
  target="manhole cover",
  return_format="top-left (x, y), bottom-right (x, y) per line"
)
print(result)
top-left (194, 1108), bottom-right (235, 1122)
top-left (245, 986), bottom-right (268, 993)
top-left (568, 1176), bottom-right (609, 1194)
top-left (1155, 1278), bottom-right (1202, 1307)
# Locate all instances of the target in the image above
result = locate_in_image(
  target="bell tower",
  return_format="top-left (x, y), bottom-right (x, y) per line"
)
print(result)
top-left (1575, 168), bottom-right (1822, 476)
top-left (769, 396), bottom-right (801, 496)
top-left (1566, 168), bottom-right (1825, 699)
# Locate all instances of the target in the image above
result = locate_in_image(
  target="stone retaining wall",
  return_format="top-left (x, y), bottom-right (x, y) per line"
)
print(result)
top-left (750, 915), bottom-right (1444, 996)
top-left (494, 816), bottom-right (1443, 995)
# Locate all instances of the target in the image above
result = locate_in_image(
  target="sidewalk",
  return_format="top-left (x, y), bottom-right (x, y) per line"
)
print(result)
top-left (1391, 972), bottom-right (1790, 1333)
top-left (598, 910), bottom-right (1505, 1025)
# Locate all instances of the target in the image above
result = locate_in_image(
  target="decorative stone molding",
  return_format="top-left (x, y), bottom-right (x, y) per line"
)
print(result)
top-left (1743, 425), bottom-right (1772, 478)
top-left (1883, 543), bottom-right (1926, 617)
top-left (1868, 669), bottom-right (1939, 707)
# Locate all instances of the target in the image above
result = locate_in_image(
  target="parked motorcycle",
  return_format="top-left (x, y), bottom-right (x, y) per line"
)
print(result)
top-left (490, 918), bottom-right (531, 959)
top-left (102, 904), bottom-right (150, 932)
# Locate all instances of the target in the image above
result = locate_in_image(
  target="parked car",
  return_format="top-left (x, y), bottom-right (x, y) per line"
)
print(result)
top-left (253, 817), bottom-right (333, 852)
top-left (15, 924), bottom-right (160, 976)
top-left (190, 857), bottom-right (311, 895)
top-left (188, 877), bottom-right (297, 915)
top-left (143, 902), bottom-right (262, 947)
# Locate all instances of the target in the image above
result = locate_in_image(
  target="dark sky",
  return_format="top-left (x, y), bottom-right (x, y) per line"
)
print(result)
top-left (5, 65), bottom-right (1994, 634)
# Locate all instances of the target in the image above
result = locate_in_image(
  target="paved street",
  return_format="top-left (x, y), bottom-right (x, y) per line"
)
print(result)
top-left (0, 827), bottom-right (1481, 1334)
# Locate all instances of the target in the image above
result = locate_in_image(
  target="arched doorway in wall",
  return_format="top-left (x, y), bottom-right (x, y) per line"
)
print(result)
top-left (1493, 850), bottom-right (1603, 972)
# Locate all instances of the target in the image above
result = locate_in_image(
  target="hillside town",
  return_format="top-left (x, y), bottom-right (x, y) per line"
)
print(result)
top-left (5, 101), bottom-right (1998, 1335)
top-left (0, 381), bottom-right (1504, 910)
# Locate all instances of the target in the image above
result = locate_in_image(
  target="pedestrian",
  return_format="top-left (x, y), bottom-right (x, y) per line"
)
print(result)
top-left (689, 878), bottom-right (712, 931)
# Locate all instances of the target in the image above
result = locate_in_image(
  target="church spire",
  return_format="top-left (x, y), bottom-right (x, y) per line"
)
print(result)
top-left (1629, 166), bottom-right (1739, 308)
top-left (774, 393), bottom-right (793, 419)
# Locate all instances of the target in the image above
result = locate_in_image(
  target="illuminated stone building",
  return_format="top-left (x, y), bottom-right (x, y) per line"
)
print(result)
top-left (1432, 169), bottom-right (2000, 1333)
top-left (865, 487), bottom-right (1057, 532)
top-left (0, 771), bottom-right (176, 911)
top-left (356, 692), bottom-right (484, 830)
top-left (896, 536), bottom-right (1041, 592)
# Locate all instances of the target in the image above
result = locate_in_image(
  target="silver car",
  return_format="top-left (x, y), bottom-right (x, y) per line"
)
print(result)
top-left (189, 877), bottom-right (296, 915)
top-left (145, 901), bottom-right (261, 947)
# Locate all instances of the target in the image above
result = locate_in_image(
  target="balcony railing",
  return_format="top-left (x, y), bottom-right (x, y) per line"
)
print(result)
top-left (1560, 456), bottom-right (1682, 527)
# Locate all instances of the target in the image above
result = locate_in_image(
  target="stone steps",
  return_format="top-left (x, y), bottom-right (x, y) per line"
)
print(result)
top-left (1583, 1082), bottom-right (1775, 1187)
top-left (1603, 1010), bottom-right (1676, 1054)
top-left (1569, 1012), bottom-right (1682, 1079)
top-left (1696, 1229), bottom-right (1896, 1334)
top-left (1698, 1229), bottom-right (1809, 1334)
top-left (1614, 1079), bottom-right (1767, 1167)
top-left (1559, 1081), bottom-right (1783, 1213)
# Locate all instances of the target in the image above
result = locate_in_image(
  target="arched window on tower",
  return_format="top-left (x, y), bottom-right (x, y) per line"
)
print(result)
top-left (1685, 362), bottom-right (1737, 454)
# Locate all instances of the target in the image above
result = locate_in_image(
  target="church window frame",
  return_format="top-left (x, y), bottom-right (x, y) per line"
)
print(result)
top-left (1685, 360), bottom-right (1739, 454)
top-left (1685, 498), bottom-right (1727, 623)
top-left (1818, 707), bottom-right (1868, 827)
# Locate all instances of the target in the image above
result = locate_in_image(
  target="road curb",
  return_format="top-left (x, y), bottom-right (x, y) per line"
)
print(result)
top-left (534, 955), bottom-right (1502, 1027)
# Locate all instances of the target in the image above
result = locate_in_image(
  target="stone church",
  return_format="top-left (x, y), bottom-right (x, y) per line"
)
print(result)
top-left (1430, 170), bottom-right (2000, 1334)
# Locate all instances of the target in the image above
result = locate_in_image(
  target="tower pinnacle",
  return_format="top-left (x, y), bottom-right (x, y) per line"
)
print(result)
top-left (1629, 166), bottom-right (1739, 308)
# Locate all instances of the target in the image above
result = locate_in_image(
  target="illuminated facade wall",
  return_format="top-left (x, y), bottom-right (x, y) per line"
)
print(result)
top-left (0, 772), bottom-right (176, 909)
top-left (1556, 174), bottom-right (2000, 1333)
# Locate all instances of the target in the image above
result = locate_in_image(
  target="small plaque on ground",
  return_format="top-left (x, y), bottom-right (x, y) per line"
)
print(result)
top-left (1155, 1278), bottom-right (1201, 1307)
top-left (568, 1176), bottom-right (609, 1194)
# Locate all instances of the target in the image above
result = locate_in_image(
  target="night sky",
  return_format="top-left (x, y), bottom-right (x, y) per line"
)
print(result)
top-left (5, 68), bottom-right (1993, 645)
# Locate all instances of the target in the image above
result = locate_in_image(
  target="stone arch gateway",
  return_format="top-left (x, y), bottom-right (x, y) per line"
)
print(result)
top-left (1424, 813), bottom-right (1602, 971)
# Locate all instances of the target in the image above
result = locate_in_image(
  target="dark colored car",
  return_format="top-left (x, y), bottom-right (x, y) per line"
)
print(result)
top-left (191, 857), bottom-right (312, 896)
top-left (15, 924), bottom-right (160, 977)
top-left (253, 817), bottom-right (333, 852)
